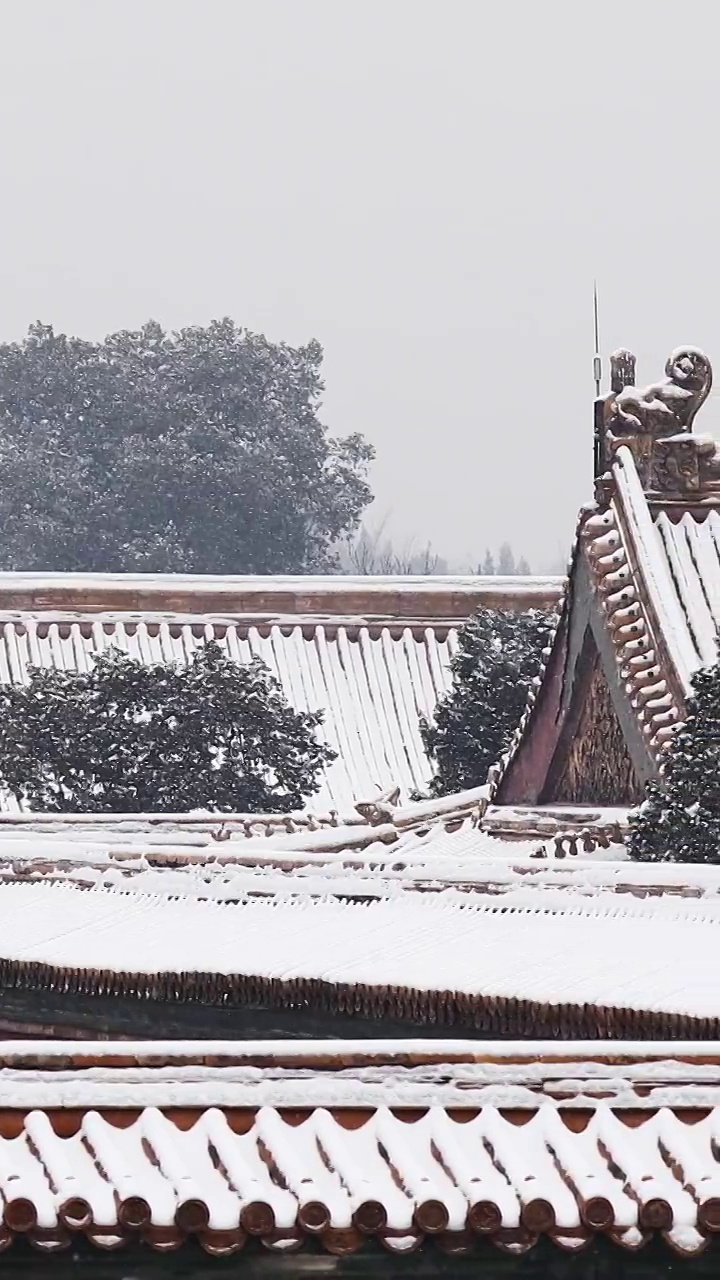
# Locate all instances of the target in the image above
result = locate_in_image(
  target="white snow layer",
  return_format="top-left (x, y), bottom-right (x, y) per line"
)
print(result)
top-left (0, 879), bottom-right (719, 1018)
top-left (613, 447), bottom-right (708, 693)
top-left (0, 1103), bottom-right (712, 1252)
top-left (0, 618), bottom-right (460, 811)
top-left (4, 1051), bottom-right (720, 1110)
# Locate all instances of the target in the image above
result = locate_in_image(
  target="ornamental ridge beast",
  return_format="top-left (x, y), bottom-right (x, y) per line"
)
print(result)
top-left (595, 346), bottom-right (720, 498)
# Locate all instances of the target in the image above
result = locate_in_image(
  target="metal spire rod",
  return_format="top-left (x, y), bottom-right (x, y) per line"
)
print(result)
top-left (593, 281), bottom-right (602, 397)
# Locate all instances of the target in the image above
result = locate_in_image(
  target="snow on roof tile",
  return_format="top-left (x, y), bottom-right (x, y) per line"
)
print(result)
top-left (0, 572), bottom-right (563, 616)
top-left (0, 879), bottom-right (719, 1033)
top-left (0, 573), bottom-right (563, 817)
top-left (613, 446), bottom-right (700, 695)
top-left (2, 1039), bottom-right (720, 1108)
top-left (0, 1103), bottom-right (714, 1254)
top-left (0, 619), bottom-right (457, 811)
top-left (493, 372), bottom-right (720, 799)
top-left (581, 449), bottom-right (720, 757)
top-left (527, 445), bottom-right (720, 770)
top-left (654, 508), bottom-right (720, 672)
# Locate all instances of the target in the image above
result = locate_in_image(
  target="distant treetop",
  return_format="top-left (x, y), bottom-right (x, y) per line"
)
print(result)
top-left (479, 545), bottom-right (532, 576)
top-left (0, 320), bottom-right (374, 574)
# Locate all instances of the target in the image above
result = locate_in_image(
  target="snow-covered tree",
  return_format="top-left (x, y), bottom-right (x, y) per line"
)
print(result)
top-left (0, 644), bottom-right (336, 813)
top-left (0, 321), bottom-right (373, 573)
top-left (628, 662), bottom-right (720, 863)
top-left (420, 608), bottom-right (553, 797)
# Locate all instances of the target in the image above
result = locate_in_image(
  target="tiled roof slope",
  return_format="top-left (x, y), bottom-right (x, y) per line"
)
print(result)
top-left (586, 347), bottom-right (720, 749)
top-left (654, 508), bottom-right (720, 674)
top-left (0, 796), bottom-right (625, 858)
top-left (0, 615), bottom-right (455, 810)
top-left (0, 818), bottom-right (633, 898)
top-left (0, 1043), bottom-right (717, 1256)
top-left (0, 573), bottom-right (562, 813)
top-left (1, 1103), bottom-right (720, 1255)
top-left (495, 347), bottom-right (720, 805)
top-left (581, 446), bottom-right (720, 755)
top-left (0, 873), bottom-right (719, 1036)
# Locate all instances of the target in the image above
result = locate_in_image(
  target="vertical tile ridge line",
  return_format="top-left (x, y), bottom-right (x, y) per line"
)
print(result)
top-left (313, 625), bottom-right (366, 801)
top-left (612, 449), bottom-right (697, 695)
top-left (655, 513), bottom-right (714, 667)
top-left (287, 627), bottom-right (336, 811)
top-left (363, 629), bottom-right (415, 796)
top-left (357, 627), bottom-right (404, 789)
top-left (306, 626), bottom-right (356, 809)
top-left (679, 514), bottom-right (720, 652)
top-left (423, 626), bottom-right (448, 700)
top-left (702, 510), bottom-right (720, 631)
top-left (380, 629), bottom-right (428, 793)
top-left (401, 626), bottom-right (436, 723)
top-left (335, 627), bottom-right (380, 798)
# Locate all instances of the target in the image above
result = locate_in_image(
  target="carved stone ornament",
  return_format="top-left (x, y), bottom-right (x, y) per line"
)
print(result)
top-left (597, 347), bottom-right (719, 495)
top-left (610, 349), bottom-right (636, 394)
top-left (354, 784), bottom-right (400, 826)
top-left (612, 347), bottom-right (712, 435)
top-left (652, 434), bottom-right (703, 493)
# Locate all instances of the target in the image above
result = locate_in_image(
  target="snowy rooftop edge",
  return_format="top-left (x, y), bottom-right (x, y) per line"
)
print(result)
top-left (1, 880), bottom-right (720, 1025)
top-left (3, 1038), bottom-right (720, 1061)
top-left (0, 572), bottom-right (565, 591)
top-left (0, 1105), bottom-right (715, 1256)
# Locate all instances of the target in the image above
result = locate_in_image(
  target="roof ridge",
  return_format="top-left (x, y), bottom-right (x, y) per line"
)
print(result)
top-left (0, 575), bottom-right (564, 621)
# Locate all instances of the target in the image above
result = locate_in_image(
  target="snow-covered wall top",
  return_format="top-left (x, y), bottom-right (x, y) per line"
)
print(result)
top-left (2, 1039), bottom-right (720, 1110)
top-left (0, 572), bottom-right (564, 619)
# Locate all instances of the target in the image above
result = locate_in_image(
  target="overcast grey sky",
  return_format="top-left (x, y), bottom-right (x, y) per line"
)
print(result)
top-left (0, 1), bottom-right (718, 573)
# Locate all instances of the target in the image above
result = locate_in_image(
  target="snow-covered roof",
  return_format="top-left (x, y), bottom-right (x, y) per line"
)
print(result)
top-left (0, 571), bottom-right (563, 616)
top-left (0, 1040), bottom-right (713, 1256)
top-left (0, 820), bottom-right (633, 896)
top-left (482, 802), bottom-right (629, 845)
top-left (0, 797), bottom-right (625, 860)
top-left (0, 573), bottom-right (562, 815)
top-left (0, 616), bottom-right (457, 810)
top-left (2, 1039), bottom-right (720, 1110)
top-left (653, 508), bottom-right (720, 676)
top-left (494, 347), bottom-right (720, 806)
top-left (0, 871), bottom-right (718, 1036)
top-left (580, 446), bottom-right (720, 754)
top-left (0, 1095), bottom-right (716, 1254)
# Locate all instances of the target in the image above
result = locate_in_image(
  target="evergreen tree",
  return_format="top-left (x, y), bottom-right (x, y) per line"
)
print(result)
top-left (516, 556), bottom-right (531, 575)
top-left (420, 608), bottom-right (553, 796)
top-left (481, 550), bottom-right (496, 575)
top-left (0, 321), bottom-right (373, 573)
top-left (628, 662), bottom-right (720, 863)
top-left (0, 643), bottom-right (336, 813)
top-left (498, 542), bottom-right (516, 575)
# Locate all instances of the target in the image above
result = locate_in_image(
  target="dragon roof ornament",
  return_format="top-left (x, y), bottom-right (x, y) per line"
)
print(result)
top-left (595, 346), bottom-right (720, 500)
